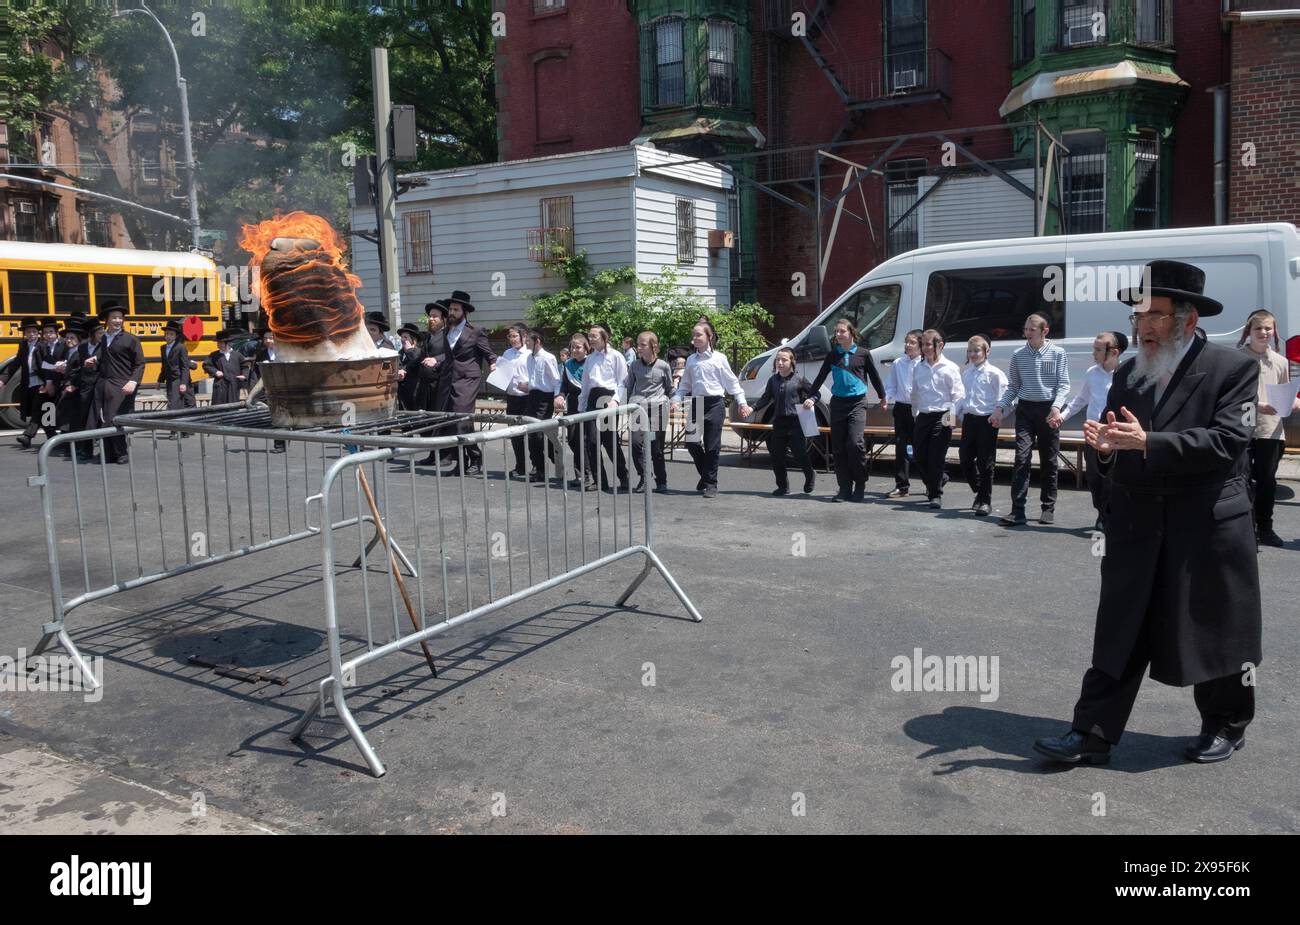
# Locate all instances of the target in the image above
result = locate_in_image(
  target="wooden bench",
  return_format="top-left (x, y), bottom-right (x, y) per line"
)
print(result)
top-left (728, 420), bottom-right (1089, 487)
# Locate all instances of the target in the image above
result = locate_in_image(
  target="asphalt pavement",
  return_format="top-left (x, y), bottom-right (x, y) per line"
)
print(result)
top-left (0, 429), bottom-right (1296, 834)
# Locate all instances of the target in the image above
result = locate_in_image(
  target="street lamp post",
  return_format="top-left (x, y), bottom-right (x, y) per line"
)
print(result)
top-left (115, 2), bottom-right (201, 251)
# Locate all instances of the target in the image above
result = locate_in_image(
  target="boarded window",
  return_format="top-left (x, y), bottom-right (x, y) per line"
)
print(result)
top-left (676, 198), bottom-right (696, 265)
top-left (404, 210), bottom-right (433, 273)
top-left (534, 56), bottom-right (570, 142)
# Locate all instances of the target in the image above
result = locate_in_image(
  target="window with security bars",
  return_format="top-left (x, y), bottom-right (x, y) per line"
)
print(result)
top-left (528, 196), bottom-right (574, 262)
top-left (404, 210), bottom-right (433, 273)
top-left (886, 158), bottom-right (926, 258)
top-left (676, 198), bottom-right (696, 265)
top-left (1062, 131), bottom-right (1107, 234)
top-left (1060, 0), bottom-right (1107, 48)
top-left (1133, 131), bottom-right (1160, 230)
top-left (706, 20), bottom-right (737, 107)
top-left (654, 18), bottom-right (685, 106)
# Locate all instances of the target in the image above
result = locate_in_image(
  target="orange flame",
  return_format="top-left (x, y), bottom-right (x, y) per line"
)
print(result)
top-left (238, 211), bottom-right (365, 348)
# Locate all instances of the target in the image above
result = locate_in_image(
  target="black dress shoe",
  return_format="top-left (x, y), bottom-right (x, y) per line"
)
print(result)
top-left (1257, 529), bottom-right (1284, 548)
top-left (653, 484), bottom-right (669, 494)
top-left (16, 435), bottom-right (32, 449)
top-left (528, 471), bottom-right (547, 483)
top-left (416, 453), bottom-right (440, 466)
top-left (1184, 732), bottom-right (1244, 763)
top-left (851, 482), bottom-right (866, 503)
top-left (803, 475), bottom-right (815, 494)
top-left (1033, 729), bottom-right (1112, 765)
top-left (772, 486), bottom-right (790, 496)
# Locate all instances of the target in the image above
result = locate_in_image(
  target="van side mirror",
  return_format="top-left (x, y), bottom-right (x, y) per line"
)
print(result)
top-left (796, 325), bottom-right (831, 363)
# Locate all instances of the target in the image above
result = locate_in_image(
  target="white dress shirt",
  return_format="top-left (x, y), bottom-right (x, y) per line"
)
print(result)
top-left (672, 349), bottom-right (746, 404)
top-left (447, 319), bottom-right (467, 349)
top-left (957, 361), bottom-right (1008, 418)
top-left (885, 353), bottom-right (920, 404)
top-left (579, 347), bottom-right (629, 407)
top-left (519, 347), bottom-right (560, 395)
top-left (910, 356), bottom-right (965, 414)
top-left (500, 346), bottom-right (528, 396)
top-left (1061, 363), bottom-right (1114, 423)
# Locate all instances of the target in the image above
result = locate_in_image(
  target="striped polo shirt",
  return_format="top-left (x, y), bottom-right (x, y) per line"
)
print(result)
top-left (998, 340), bottom-right (1070, 413)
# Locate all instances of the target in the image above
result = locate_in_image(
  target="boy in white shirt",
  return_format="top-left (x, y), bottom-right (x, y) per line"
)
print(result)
top-left (956, 335), bottom-right (1008, 516)
top-left (886, 329), bottom-right (923, 498)
top-left (909, 329), bottom-right (965, 509)
top-left (1061, 330), bottom-right (1127, 531)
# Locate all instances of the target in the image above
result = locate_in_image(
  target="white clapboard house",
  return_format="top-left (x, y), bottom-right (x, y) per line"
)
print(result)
top-left (349, 145), bottom-right (735, 328)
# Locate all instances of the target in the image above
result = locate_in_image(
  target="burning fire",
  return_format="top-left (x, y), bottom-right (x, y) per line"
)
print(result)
top-left (239, 211), bottom-right (379, 361)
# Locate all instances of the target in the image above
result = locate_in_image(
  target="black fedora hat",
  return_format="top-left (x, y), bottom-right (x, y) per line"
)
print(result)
top-left (364, 311), bottom-right (391, 332)
top-left (60, 325), bottom-right (85, 339)
top-left (424, 299), bottom-right (448, 317)
top-left (162, 320), bottom-right (183, 336)
top-left (397, 322), bottom-right (422, 338)
top-left (97, 301), bottom-right (126, 321)
top-left (20, 316), bottom-right (42, 331)
top-left (1116, 260), bottom-right (1223, 317)
top-left (446, 290), bottom-right (475, 313)
top-left (214, 327), bottom-right (240, 341)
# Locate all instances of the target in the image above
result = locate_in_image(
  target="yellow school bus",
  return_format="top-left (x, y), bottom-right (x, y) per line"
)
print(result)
top-left (0, 241), bottom-right (231, 427)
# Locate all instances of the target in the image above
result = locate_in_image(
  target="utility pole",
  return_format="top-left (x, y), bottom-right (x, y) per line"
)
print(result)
top-left (115, 3), bottom-right (201, 251)
top-left (371, 47), bottom-right (401, 330)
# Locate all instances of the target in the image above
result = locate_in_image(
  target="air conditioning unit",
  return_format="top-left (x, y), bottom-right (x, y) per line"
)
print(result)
top-left (708, 229), bottom-right (735, 250)
top-left (892, 69), bottom-right (920, 92)
top-left (16, 201), bottom-right (36, 214)
top-left (1064, 24), bottom-right (1097, 47)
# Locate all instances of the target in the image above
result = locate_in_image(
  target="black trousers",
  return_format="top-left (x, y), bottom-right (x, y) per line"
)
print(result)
top-left (103, 392), bottom-right (135, 462)
top-left (522, 390), bottom-right (554, 474)
top-left (1247, 438), bottom-right (1284, 532)
top-left (913, 411), bottom-right (952, 500)
top-left (959, 413), bottom-right (996, 505)
top-left (1010, 399), bottom-right (1060, 514)
top-left (505, 393), bottom-right (529, 473)
top-left (1084, 443), bottom-right (1110, 520)
top-left (22, 388), bottom-right (57, 439)
top-left (892, 401), bottom-right (915, 489)
top-left (685, 394), bottom-right (724, 490)
top-left (770, 415), bottom-right (814, 491)
top-left (1072, 632), bottom-right (1255, 746)
top-left (829, 395), bottom-right (867, 493)
top-left (584, 387), bottom-right (628, 487)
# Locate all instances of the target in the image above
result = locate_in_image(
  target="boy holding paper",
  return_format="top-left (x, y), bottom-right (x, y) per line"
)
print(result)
top-left (752, 346), bottom-right (817, 496)
top-left (1237, 309), bottom-right (1298, 547)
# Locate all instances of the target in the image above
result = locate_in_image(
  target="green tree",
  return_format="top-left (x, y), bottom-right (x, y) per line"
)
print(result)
top-left (527, 251), bottom-right (774, 366)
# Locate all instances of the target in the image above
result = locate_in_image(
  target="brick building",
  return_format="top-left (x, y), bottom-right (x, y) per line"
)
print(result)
top-left (1223, 2), bottom-right (1300, 225)
top-left (493, 2), bottom-right (1293, 335)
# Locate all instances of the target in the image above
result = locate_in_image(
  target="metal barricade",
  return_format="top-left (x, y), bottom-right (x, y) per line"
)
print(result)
top-left (28, 400), bottom-right (701, 776)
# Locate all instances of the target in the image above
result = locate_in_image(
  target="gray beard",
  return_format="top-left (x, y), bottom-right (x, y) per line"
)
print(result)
top-left (1129, 327), bottom-right (1187, 394)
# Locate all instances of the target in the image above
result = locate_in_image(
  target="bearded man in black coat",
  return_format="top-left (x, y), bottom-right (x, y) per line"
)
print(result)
top-left (1035, 261), bottom-right (1262, 767)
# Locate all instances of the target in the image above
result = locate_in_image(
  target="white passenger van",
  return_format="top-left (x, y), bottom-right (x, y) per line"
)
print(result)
top-left (737, 223), bottom-right (1300, 447)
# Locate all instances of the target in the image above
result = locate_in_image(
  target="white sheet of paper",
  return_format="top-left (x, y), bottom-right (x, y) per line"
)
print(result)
top-left (1265, 382), bottom-right (1299, 417)
top-left (797, 405), bottom-right (821, 438)
top-left (486, 357), bottom-right (522, 392)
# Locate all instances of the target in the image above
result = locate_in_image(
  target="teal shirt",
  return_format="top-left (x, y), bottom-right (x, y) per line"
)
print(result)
top-left (829, 345), bottom-right (868, 398)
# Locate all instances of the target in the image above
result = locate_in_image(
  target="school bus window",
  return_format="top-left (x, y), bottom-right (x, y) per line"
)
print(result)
top-left (93, 273), bottom-right (128, 312)
top-left (171, 273), bottom-right (211, 313)
top-left (132, 273), bottom-right (167, 315)
top-left (53, 272), bottom-right (91, 314)
top-left (7, 270), bottom-right (49, 312)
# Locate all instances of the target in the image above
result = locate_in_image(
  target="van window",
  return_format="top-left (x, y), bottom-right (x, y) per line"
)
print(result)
top-left (6, 270), bottom-right (49, 313)
top-left (824, 284), bottom-right (901, 351)
top-left (924, 265), bottom-right (1064, 341)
